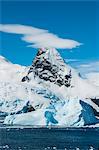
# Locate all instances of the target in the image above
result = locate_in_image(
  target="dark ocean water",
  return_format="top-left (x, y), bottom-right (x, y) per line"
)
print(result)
top-left (0, 126), bottom-right (99, 150)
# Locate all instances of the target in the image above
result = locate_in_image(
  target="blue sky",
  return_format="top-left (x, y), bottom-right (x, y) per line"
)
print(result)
top-left (0, 0), bottom-right (99, 66)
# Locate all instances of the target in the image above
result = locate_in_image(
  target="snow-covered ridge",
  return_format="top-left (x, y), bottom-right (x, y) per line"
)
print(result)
top-left (0, 55), bottom-right (28, 83)
top-left (0, 48), bottom-right (99, 127)
top-left (0, 55), bottom-right (11, 64)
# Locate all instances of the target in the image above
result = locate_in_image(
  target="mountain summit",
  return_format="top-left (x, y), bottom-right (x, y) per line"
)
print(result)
top-left (21, 48), bottom-right (99, 99)
top-left (22, 48), bottom-right (72, 87)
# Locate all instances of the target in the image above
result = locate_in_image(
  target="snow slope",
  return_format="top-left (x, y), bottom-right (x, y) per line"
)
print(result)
top-left (0, 48), bottom-right (99, 127)
top-left (0, 55), bottom-right (28, 83)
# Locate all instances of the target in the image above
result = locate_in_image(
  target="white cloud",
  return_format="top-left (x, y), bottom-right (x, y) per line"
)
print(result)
top-left (78, 61), bottom-right (99, 86)
top-left (79, 61), bottom-right (99, 73)
top-left (65, 59), bottom-right (79, 63)
top-left (69, 60), bottom-right (99, 75)
top-left (0, 24), bottom-right (45, 35)
top-left (0, 24), bottom-right (82, 49)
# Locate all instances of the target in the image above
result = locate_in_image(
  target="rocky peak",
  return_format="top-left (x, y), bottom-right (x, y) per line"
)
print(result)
top-left (22, 48), bottom-right (72, 87)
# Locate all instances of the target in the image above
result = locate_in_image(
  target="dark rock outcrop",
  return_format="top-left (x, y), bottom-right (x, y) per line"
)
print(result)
top-left (22, 48), bottom-right (72, 87)
top-left (10, 101), bottom-right (35, 115)
top-left (91, 98), bottom-right (99, 107)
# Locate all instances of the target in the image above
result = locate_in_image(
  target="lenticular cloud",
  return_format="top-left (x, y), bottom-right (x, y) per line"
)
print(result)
top-left (0, 24), bottom-right (82, 49)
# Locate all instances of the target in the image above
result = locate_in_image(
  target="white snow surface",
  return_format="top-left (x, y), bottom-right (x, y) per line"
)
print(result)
top-left (0, 48), bottom-right (99, 126)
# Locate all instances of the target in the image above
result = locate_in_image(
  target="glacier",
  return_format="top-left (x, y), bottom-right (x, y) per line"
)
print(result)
top-left (0, 48), bottom-right (99, 127)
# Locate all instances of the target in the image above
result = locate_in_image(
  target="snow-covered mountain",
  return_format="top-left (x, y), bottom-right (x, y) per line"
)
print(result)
top-left (0, 48), bottom-right (99, 127)
top-left (22, 48), bottom-right (72, 87)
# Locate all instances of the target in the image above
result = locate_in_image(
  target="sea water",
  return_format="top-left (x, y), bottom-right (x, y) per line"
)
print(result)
top-left (0, 126), bottom-right (99, 150)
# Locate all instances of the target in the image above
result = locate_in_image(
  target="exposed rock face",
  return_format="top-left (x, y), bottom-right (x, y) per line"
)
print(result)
top-left (91, 98), bottom-right (99, 107)
top-left (10, 101), bottom-right (35, 115)
top-left (22, 48), bottom-right (72, 87)
top-left (91, 98), bottom-right (99, 117)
